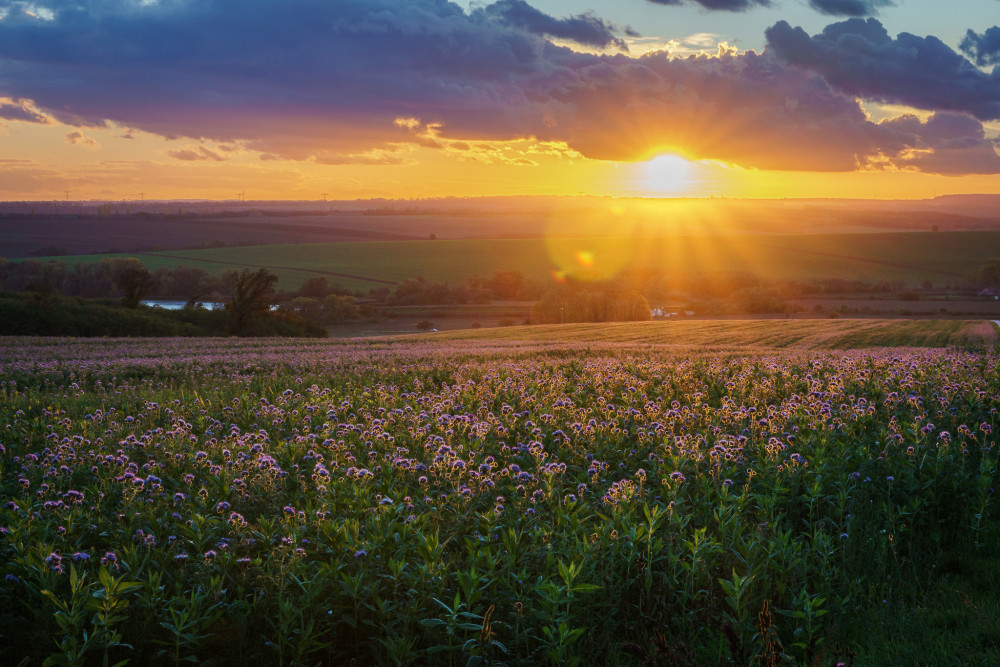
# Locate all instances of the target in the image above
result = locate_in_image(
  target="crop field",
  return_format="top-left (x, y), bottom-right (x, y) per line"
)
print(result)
top-left (2, 327), bottom-right (1000, 665)
top-left (424, 318), bottom-right (998, 350)
top-left (28, 231), bottom-right (1000, 292)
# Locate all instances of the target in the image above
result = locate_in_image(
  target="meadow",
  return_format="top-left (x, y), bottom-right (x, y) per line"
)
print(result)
top-left (28, 231), bottom-right (1000, 292)
top-left (2, 323), bottom-right (999, 665)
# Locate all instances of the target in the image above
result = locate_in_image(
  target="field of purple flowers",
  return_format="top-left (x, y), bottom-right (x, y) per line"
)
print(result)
top-left (1, 335), bottom-right (998, 665)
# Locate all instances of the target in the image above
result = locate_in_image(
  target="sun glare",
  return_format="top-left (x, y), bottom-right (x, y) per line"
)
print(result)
top-left (644, 154), bottom-right (691, 193)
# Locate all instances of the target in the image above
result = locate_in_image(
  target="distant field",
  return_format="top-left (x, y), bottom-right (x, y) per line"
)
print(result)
top-left (412, 318), bottom-right (997, 350)
top-left (25, 231), bottom-right (1000, 291)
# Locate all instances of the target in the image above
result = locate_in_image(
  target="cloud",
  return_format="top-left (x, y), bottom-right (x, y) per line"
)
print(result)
top-left (0, 100), bottom-right (49, 124)
top-left (65, 130), bottom-right (99, 147)
top-left (645, 0), bottom-right (891, 15)
top-left (0, 1), bottom-right (995, 176)
top-left (475, 0), bottom-right (627, 50)
top-left (877, 112), bottom-right (1000, 174)
top-left (166, 146), bottom-right (225, 161)
top-left (766, 18), bottom-right (1000, 121)
top-left (644, 0), bottom-right (771, 11)
top-left (313, 145), bottom-right (417, 166)
top-left (960, 27), bottom-right (1000, 67)
top-left (808, 1), bottom-right (894, 17)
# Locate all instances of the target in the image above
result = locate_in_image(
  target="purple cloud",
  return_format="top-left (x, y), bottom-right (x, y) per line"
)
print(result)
top-left (0, 101), bottom-right (49, 124)
top-left (877, 112), bottom-right (1000, 174)
top-left (476, 1), bottom-right (628, 50)
top-left (766, 18), bottom-right (1000, 121)
top-left (961, 27), bottom-right (1000, 67)
top-left (644, 0), bottom-right (771, 11)
top-left (808, 1), bottom-right (894, 17)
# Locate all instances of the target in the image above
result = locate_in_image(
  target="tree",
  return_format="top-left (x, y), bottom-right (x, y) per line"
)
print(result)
top-left (973, 259), bottom-right (1000, 288)
top-left (225, 268), bottom-right (279, 335)
top-left (115, 259), bottom-right (156, 309)
top-left (323, 294), bottom-right (360, 323)
top-left (297, 276), bottom-right (331, 299)
top-left (488, 271), bottom-right (527, 300)
top-left (167, 266), bottom-right (212, 308)
top-left (530, 283), bottom-right (650, 324)
top-left (290, 296), bottom-right (322, 322)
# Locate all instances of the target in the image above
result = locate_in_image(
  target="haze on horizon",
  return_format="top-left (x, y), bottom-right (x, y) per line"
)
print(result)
top-left (0, 0), bottom-right (999, 202)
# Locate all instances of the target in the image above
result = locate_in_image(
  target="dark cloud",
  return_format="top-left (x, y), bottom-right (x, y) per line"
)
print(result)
top-left (0, 101), bottom-right (49, 123)
top-left (646, 0), bottom-right (892, 16)
top-left (644, 0), bottom-right (771, 11)
top-left (0, 1), bottom-right (995, 175)
top-left (766, 18), bottom-right (1000, 120)
top-left (476, 0), bottom-right (627, 50)
top-left (960, 27), bottom-right (1000, 67)
top-left (808, 0), bottom-right (894, 17)
top-left (878, 112), bottom-right (1000, 174)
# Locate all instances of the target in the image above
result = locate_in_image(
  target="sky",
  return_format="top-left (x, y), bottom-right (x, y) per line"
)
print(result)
top-left (0, 0), bottom-right (998, 201)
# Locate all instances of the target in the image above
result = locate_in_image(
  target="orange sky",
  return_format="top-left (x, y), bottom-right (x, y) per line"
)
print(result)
top-left (2, 114), bottom-right (998, 202)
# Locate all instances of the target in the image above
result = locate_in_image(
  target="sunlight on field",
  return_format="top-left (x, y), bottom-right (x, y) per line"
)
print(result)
top-left (422, 319), bottom-right (996, 350)
top-left (22, 231), bottom-right (1000, 292)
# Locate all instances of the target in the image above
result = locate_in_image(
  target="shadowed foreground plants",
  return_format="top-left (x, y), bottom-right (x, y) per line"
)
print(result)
top-left (0, 336), bottom-right (998, 664)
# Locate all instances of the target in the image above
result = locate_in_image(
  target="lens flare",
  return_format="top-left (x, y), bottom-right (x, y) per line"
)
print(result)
top-left (544, 213), bottom-right (636, 282)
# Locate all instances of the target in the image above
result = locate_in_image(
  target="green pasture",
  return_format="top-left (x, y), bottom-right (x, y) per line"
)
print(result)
top-left (22, 231), bottom-right (1000, 292)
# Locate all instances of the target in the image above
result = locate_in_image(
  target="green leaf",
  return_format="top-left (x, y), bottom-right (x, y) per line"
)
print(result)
top-left (571, 583), bottom-right (601, 594)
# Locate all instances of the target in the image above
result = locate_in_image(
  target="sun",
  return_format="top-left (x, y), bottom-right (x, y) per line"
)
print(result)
top-left (644, 154), bottom-right (691, 193)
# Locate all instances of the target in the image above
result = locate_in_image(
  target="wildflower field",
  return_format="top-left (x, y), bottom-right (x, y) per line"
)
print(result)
top-left (2, 330), bottom-right (999, 665)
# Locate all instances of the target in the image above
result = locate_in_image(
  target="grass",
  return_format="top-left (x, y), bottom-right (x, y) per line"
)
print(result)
top-left (852, 522), bottom-right (1000, 666)
top-left (21, 231), bottom-right (1000, 291)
